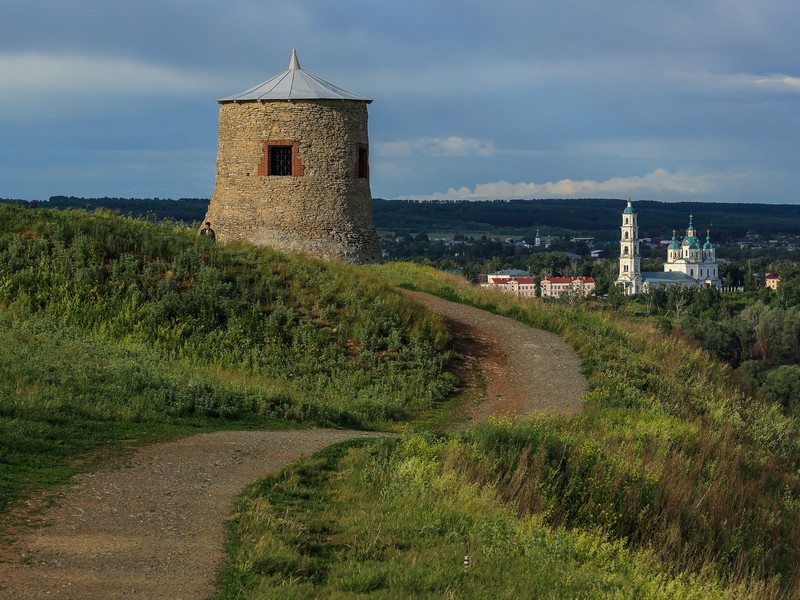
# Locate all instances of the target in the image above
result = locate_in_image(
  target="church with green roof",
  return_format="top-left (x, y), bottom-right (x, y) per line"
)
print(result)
top-left (616, 199), bottom-right (721, 295)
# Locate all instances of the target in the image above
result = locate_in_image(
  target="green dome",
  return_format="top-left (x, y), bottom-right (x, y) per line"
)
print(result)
top-left (668, 232), bottom-right (680, 250)
top-left (703, 235), bottom-right (714, 250)
top-left (623, 206), bottom-right (635, 214)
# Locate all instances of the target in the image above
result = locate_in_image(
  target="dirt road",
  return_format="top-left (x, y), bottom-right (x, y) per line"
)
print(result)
top-left (0, 293), bottom-right (586, 599)
top-left (406, 291), bottom-right (585, 423)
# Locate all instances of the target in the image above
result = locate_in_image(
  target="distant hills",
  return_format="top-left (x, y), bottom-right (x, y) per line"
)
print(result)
top-left (372, 198), bottom-right (800, 241)
top-left (4, 196), bottom-right (800, 242)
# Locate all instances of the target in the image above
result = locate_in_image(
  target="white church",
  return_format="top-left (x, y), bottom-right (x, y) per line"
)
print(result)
top-left (616, 199), bottom-right (721, 295)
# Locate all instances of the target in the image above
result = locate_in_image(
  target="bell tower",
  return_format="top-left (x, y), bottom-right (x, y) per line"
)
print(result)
top-left (616, 198), bottom-right (641, 295)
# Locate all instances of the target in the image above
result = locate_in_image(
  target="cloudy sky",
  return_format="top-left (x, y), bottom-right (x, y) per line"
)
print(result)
top-left (1, 0), bottom-right (798, 203)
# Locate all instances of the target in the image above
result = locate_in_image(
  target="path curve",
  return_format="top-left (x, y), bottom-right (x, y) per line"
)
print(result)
top-left (406, 291), bottom-right (586, 422)
top-left (0, 430), bottom-right (388, 599)
top-left (0, 294), bottom-right (587, 599)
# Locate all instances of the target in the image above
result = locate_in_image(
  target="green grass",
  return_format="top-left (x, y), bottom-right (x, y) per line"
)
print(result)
top-left (215, 436), bottom-right (735, 599)
top-left (0, 309), bottom-right (293, 515)
top-left (5, 205), bottom-right (800, 596)
top-left (214, 261), bottom-right (799, 596)
top-left (0, 206), bottom-right (455, 426)
top-left (0, 207), bottom-right (456, 515)
top-left (360, 263), bottom-right (800, 595)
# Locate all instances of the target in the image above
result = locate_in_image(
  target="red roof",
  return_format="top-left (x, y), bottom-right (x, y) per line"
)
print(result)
top-left (766, 273), bottom-right (780, 280)
top-left (493, 276), bottom-right (534, 285)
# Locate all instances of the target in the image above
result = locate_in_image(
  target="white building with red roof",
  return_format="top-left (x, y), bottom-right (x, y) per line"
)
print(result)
top-left (489, 276), bottom-right (537, 298)
top-left (765, 273), bottom-right (780, 290)
top-left (540, 276), bottom-right (595, 299)
top-left (481, 270), bottom-right (594, 299)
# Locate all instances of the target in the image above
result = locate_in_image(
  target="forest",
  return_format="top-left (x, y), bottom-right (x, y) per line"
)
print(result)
top-left (371, 198), bottom-right (800, 241)
top-left (5, 196), bottom-right (800, 242)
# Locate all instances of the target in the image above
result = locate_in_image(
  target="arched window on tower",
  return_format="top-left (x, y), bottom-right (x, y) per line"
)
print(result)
top-left (623, 246), bottom-right (629, 255)
top-left (624, 265), bottom-right (629, 272)
top-left (625, 217), bottom-right (629, 224)
top-left (624, 231), bottom-right (629, 240)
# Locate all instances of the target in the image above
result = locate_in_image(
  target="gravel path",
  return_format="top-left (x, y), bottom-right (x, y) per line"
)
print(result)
top-left (406, 291), bottom-right (586, 422)
top-left (0, 430), bottom-right (388, 599)
top-left (0, 293), bottom-right (586, 599)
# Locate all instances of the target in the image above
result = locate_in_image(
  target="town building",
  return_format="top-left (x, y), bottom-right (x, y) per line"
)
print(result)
top-left (488, 276), bottom-right (537, 298)
top-left (482, 270), bottom-right (536, 297)
top-left (486, 269), bottom-right (531, 284)
top-left (540, 276), bottom-right (595, 299)
top-left (203, 50), bottom-right (382, 264)
top-left (481, 270), bottom-right (595, 299)
top-left (616, 199), bottom-right (721, 295)
top-left (765, 273), bottom-right (781, 290)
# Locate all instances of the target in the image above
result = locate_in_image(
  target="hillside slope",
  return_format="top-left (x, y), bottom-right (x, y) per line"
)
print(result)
top-left (0, 205), bottom-right (455, 512)
top-left (0, 292), bottom-right (589, 599)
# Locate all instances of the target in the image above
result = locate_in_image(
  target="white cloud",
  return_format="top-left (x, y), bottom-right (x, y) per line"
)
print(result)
top-left (376, 136), bottom-right (497, 157)
top-left (0, 52), bottom-right (236, 96)
top-left (688, 71), bottom-right (800, 94)
top-left (754, 75), bottom-right (800, 91)
top-left (406, 168), bottom-right (719, 201)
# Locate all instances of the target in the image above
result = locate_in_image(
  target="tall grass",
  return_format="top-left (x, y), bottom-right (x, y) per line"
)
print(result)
top-left (0, 207), bottom-right (456, 512)
top-left (364, 263), bottom-right (800, 595)
top-left (0, 309), bottom-right (304, 511)
top-left (0, 206), bottom-right (455, 428)
top-left (215, 436), bottom-right (735, 599)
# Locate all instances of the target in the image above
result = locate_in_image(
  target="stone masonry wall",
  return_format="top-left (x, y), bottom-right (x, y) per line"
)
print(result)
top-left (203, 99), bottom-right (382, 264)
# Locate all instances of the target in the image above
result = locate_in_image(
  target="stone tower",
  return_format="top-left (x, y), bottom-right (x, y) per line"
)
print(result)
top-left (203, 50), bottom-right (382, 264)
top-left (616, 198), bottom-right (642, 295)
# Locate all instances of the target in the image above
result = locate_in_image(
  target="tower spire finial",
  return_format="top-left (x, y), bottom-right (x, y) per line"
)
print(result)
top-left (289, 48), bottom-right (300, 70)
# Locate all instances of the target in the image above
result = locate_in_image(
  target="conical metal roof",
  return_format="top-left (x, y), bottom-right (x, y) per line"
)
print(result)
top-left (219, 49), bottom-right (372, 103)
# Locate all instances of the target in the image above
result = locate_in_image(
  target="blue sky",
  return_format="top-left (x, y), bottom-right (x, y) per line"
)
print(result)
top-left (1, 0), bottom-right (798, 203)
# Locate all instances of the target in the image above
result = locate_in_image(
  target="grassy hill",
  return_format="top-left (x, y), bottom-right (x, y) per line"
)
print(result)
top-left (218, 264), bottom-right (800, 598)
top-left (0, 204), bottom-right (455, 512)
top-left (3, 205), bottom-right (798, 597)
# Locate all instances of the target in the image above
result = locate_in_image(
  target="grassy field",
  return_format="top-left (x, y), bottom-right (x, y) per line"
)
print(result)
top-left (4, 205), bottom-right (799, 597)
top-left (217, 263), bottom-right (800, 598)
top-left (0, 206), bottom-right (455, 514)
top-left (215, 437), bottom-right (732, 599)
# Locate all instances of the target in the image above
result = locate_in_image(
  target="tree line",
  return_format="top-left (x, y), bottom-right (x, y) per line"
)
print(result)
top-left (5, 196), bottom-right (800, 242)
